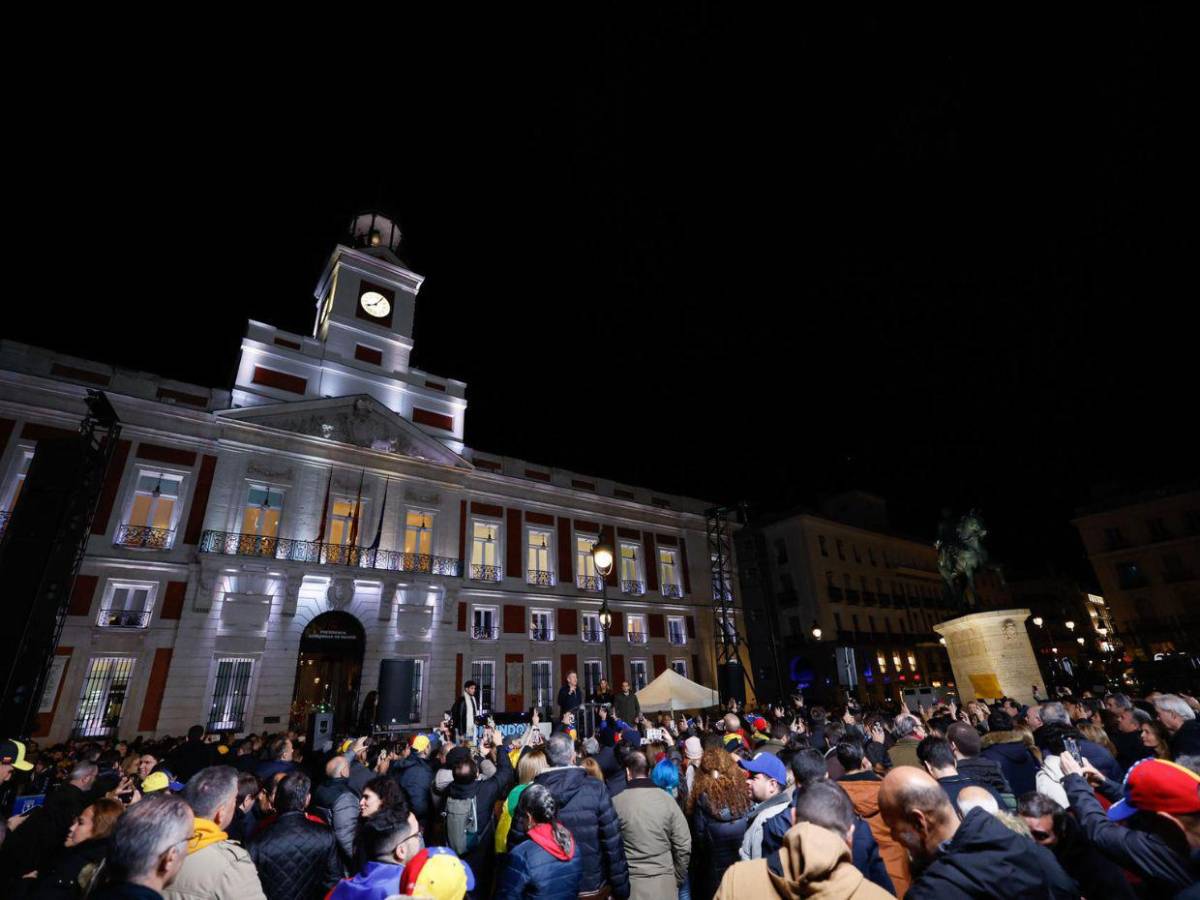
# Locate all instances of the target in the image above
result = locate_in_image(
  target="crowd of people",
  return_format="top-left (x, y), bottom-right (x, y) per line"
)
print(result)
top-left (1, 676), bottom-right (1198, 899)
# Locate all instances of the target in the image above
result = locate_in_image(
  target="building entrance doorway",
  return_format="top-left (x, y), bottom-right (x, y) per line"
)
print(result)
top-left (291, 611), bottom-right (365, 734)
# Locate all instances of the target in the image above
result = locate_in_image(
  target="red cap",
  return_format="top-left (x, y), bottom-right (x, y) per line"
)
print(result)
top-left (1107, 758), bottom-right (1200, 821)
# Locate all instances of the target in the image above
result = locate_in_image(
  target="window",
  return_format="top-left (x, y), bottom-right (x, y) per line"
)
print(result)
top-left (819, 535), bottom-right (829, 557)
top-left (868, 548), bottom-right (876, 566)
top-left (530, 609), bottom-right (554, 641)
top-left (853, 544), bottom-right (861, 563)
top-left (328, 498), bottom-right (362, 546)
top-left (527, 528), bottom-right (554, 585)
top-left (471, 660), bottom-right (495, 712)
top-left (779, 573), bottom-right (797, 603)
top-left (239, 485), bottom-right (283, 555)
top-left (576, 535), bottom-right (600, 589)
top-left (73, 657), bottom-right (135, 737)
top-left (120, 470), bottom-right (182, 548)
top-left (1147, 518), bottom-right (1170, 542)
top-left (1115, 562), bottom-right (1148, 590)
top-left (667, 616), bottom-right (687, 645)
top-left (531, 661), bottom-right (553, 711)
top-left (836, 539), bottom-right (845, 561)
top-left (620, 542), bottom-right (643, 593)
top-left (627, 614), bottom-right (647, 644)
top-left (472, 606), bottom-right (498, 640)
top-left (1, 446), bottom-right (33, 515)
top-left (208, 658), bottom-right (254, 732)
top-left (583, 659), bottom-right (602, 696)
top-left (1103, 527), bottom-right (1126, 550)
top-left (98, 581), bottom-right (156, 628)
top-left (775, 539), bottom-right (788, 564)
top-left (877, 653), bottom-right (887, 673)
top-left (582, 612), bottom-right (602, 643)
top-left (834, 612), bottom-right (843, 631)
top-left (671, 659), bottom-right (687, 677)
top-left (629, 659), bottom-right (648, 691)
top-left (403, 511), bottom-right (434, 556)
top-left (471, 521), bottom-right (501, 581)
top-left (658, 548), bottom-right (681, 596)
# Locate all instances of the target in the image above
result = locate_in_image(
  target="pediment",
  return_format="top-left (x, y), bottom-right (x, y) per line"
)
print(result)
top-left (219, 395), bottom-right (471, 469)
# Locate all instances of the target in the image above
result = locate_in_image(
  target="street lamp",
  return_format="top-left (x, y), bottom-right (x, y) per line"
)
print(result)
top-left (1032, 616), bottom-right (1044, 627)
top-left (1076, 637), bottom-right (1086, 646)
top-left (1065, 620), bottom-right (1075, 632)
top-left (592, 538), bottom-right (615, 690)
top-left (811, 621), bottom-right (822, 640)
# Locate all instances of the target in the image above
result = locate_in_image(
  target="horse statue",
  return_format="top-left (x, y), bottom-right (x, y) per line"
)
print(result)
top-left (935, 508), bottom-right (989, 607)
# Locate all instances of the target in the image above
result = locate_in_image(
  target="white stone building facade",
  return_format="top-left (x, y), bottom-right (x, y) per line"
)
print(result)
top-left (0, 215), bottom-right (731, 743)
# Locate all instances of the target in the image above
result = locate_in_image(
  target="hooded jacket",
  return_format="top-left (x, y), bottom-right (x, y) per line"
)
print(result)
top-left (979, 730), bottom-right (1041, 796)
top-left (838, 772), bottom-right (911, 898)
top-left (762, 809), bottom-right (895, 895)
top-left (496, 822), bottom-right (583, 899)
top-left (715, 822), bottom-right (894, 900)
top-left (508, 765), bottom-right (630, 899)
top-left (162, 818), bottom-right (267, 900)
top-left (691, 793), bottom-right (752, 900)
top-left (906, 807), bottom-right (1077, 900)
top-left (612, 778), bottom-right (692, 900)
top-left (391, 753), bottom-right (434, 824)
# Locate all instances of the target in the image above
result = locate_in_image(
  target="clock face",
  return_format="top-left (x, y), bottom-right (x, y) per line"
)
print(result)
top-left (359, 291), bottom-right (392, 318)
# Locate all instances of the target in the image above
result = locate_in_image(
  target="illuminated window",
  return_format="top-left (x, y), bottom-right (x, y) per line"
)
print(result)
top-left (471, 660), bottom-right (495, 712)
top-left (619, 542), bottom-right (641, 590)
top-left (242, 485), bottom-right (283, 540)
top-left (658, 548), bottom-right (680, 594)
top-left (527, 529), bottom-right (553, 584)
top-left (73, 657), bottom-right (135, 738)
top-left (531, 660), bottom-right (553, 711)
top-left (121, 470), bottom-right (182, 548)
top-left (97, 581), bottom-right (156, 628)
top-left (629, 659), bottom-right (648, 691)
top-left (627, 614), bottom-right (647, 644)
top-left (671, 659), bottom-right (687, 677)
top-left (576, 534), bottom-right (599, 588)
top-left (403, 511), bottom-right (434, 555)
top-left (328, 498), bottom-right (360, 546)
top-left (472, 606), bottom-right (498, 640)
top-left (582, 612), bottom-right (602, 642)
top-left (471, 521), bottom-right (501, 579)
top-left (877, 653), bottom-right (887, 673)
top-left (583, 659), bottom-right (602, 696)
top-left (530, 609), bottom-right (554, 641)
top-left (668, 616), bottom-right (687, 645)
top-left (208, 657), bottom-right (254, 732)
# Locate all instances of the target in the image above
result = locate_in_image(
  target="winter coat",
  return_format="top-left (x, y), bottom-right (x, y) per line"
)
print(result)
top-left (311, 776), bottom-right (360, 866)
top-left (165, 739), bottom-right (215, 783)
top-left (1033, 722), bottom-right (1122, 783)
top-left (346, 759), bottom-right (373, 797)
top-left (740, 790), bottom-right (792, 861)
top-left (838, 772), bottom-right (911, 897)
top-left (614, 691), bottom-right (641, 724)
top-left (888, 736), bottom-right (922, 769)
top-left (1034, 755), bottom-right (1070, 809)
top-left (761, 810), bottom-right (894, 895)
top-left (690, 794), bottom-right (751, 900)
top-left (905, 806), bottom-right (1077, 900)
top-left (442, 745), bottom-right (514, 858)
top-left (979, 730), bottom-right (1041, 796)
top-left (508, 765), bottom-right (630, 899)
top-left (392, 753), bottom-right (434, 825)
top-left (757, 739), bottom-right (787, 756)
top-left (496, 822), bottom-right (583, 899)
top-left (90, 884), bottom-right (164, 900)
top-left (1109, 726), bottom-right (1153, 770)
top-left (612, 779), bottom-right (692, 900)
top-left (715, 822), bottom-right (895, 900)
top-left (254, 759), bottom-right (296, 782)
top-left (1171, 718), bottom-right (1200, 757)
top-left (24, 836), bottom-right (109, 900)
top-left (1048, 809), bottom-right (1138, 900)
top-left (557, 684), bottom-right (583, 718)
top-left (1062, 770), bottom-right (1198, 894)
top-left (0, 781), bottom-right (90, 883)
top-left (247, 810), bottom-right (341, 900)
top-left (328, 861), bottom-right (405, 900)
top-left (162, 817), bottom-right (267, 900)
top-left (936, 773), bottom-right (1005, 811)
top-left (954, 755), bottom-right (1011, 796)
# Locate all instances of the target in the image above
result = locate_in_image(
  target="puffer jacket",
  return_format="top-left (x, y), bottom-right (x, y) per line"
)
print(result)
top-left (496, 822), bottom-right (583, 899)
top-left (312, 776), bottom-right (359, 868)
top-left (508, 765), bottom-right (630, 899)
top-left (905, 807), bottom-right (1077, 899)
top-left (392, 753), bottom-right (434, 825)
top-left (979, 730), bottom-right (1041, 796)
top-left (247, 810), bottom-right (341, 900)
top-left (690, 793), bottom-right (750, 900)
top-left (838, 772), bottom-right (911, 897)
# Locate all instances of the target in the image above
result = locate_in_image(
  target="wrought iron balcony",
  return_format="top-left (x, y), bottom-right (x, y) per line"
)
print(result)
top-left (576, 574), bottom-right (604, 592)
top-left (97, 609), bottom-right (152, 628)
top-left (621, 580), bottom-right (645, 595)
top-left (581, 628), bottom-right (603, 643)
top-left (527, 569), bottom-right (555, 587)
top-left (530, 625), bottom-right (556, 641)
top-left (471, 564), bottom-right (502, 582)
top-left (627, 631), bottom-right (648, 644)
top-left (198, 530), bottom-right (463, 576)
top-left (660, 583), bottom-right (682, 599)
top-left (116, 524), bottom-right (174, 550)
top-left (472, 625), bottom-right (499, 640)
top-left (668, 632), bottom-right (687, 646)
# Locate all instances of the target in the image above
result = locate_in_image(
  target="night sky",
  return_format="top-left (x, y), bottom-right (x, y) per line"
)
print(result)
top-left (7, 12), bottom-right (1191, 584)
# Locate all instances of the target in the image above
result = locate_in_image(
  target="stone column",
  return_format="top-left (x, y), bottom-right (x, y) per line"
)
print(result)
top-left (934, 609), bottom-right (1044, 706)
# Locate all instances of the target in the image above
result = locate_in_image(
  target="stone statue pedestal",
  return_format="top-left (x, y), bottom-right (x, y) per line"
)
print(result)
top-left (934, 609), bottom-right (1042, 706)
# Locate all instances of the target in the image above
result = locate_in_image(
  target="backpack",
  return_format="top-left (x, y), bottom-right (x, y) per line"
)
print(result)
top-left (444, 794), bottom-right (480, 855)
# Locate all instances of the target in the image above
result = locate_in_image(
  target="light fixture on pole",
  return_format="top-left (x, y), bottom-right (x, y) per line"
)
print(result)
top-left (1032, 616), bottom-right (1044, 627)
top-left (592, 537), bottom-right (615, 690)
top-left (811, 621), bottom-right (822, 640)
top-left (939, 637), bottom-right (947, 646)
top-left (1065, 620), bottom-right (1075, 631)
top-left (1076, 637), bottom-right (1085, 646)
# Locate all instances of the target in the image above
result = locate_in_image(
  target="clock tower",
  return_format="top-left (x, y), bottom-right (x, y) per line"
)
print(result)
top-left (230, 212), bottom-right (468, 453)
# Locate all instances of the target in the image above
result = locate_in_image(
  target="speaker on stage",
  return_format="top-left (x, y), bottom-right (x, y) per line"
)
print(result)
top-left (718, 661), bottom-right (746, 705)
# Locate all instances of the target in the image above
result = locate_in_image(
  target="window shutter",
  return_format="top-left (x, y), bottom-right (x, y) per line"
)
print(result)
top-left (686, 615), bottom-right (696, 638)
top-left (69, 575), bottom-right (98, 617)
top-left (561, 654), bottom-right (578, 685)
top-left (643, 533), bottom-right (659, 592)
top-left (610, 654), bottom-right (626, 683)
top-left (679, 535), bottom-right (692, 594)
top-left (648, 614), bottom-right (665, 638)
top-left (506, 508), bottom-right (522, 577)
top-left (182, 454), bottom-right (217, 544)
top-left (601, 525), bottom-right (618, 587)
top-left (557, 608), bottom-right (578, 637)
top-left (457, 602), bottom-right (467, 632)
top-left (503, 604), bottom-right (525, 634)
top-left (161, 581), bottom-right (186, 620)
top-left (653, 655), bottom-right (667, 677)
top-left (138, 648), bottom-right (174, 732)
top-left (692, 653), bottom-right (701, 681)
top-left (610, 611), bottom-right (624, 636)
top-left (557, 517), bottom-right (573, 585)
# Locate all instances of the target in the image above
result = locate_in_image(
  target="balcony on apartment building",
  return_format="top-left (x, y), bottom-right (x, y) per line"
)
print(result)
top-left (198, 530), bottom-right (463, 576)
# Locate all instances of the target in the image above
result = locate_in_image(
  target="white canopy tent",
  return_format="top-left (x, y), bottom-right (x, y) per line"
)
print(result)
top-left (635, 667), bottom-right (720, 712)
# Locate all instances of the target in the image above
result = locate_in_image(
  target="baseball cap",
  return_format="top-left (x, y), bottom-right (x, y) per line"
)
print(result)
top-left (0, 739), bottom-right (33, 772)
top-left (1107, 757), bottom-right (1200, 821)
top-left (411, 734), bottom-right (431, 753)
top-left (684, 737), bottom-right (702, 760)
top-left (738, 751), bottom-right (788, 785)
top-left (753, 717), bottom-right (768, 733)
top-left (141, 770), bottom-right (185, 793)
top-left (618, 727), bottom-right (641, 746)
top-left (398, 846), bottom-right (475, 899)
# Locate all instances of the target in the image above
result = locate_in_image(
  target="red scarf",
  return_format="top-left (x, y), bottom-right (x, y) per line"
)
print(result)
top-left (529, 822), bottom-right (574, 861)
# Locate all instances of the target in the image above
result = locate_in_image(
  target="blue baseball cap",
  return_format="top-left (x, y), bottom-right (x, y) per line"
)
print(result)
top-left (738, 751), bottom-right (787, 785)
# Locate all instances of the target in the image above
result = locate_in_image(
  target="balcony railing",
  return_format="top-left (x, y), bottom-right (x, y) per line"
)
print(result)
top-left (582, 628), bottom-right (603, 643)
top-left (622, 580), bottom-right (645, 595)
top-left (530, 625), bottom-right (555, 641)
top-left (660, 583), bottom-right (682, 599)
top-left (668, 632), bottom-right (687, 646)
top-left (527, 569), bottom-right (554, 587)
top-left (472, 625), bottom-right (499, 640)
top-left (576, 574), bottom-right (604, 592)
top-left (116, 524), bottom-right (174, 550)
top-left (97, 609), bottom-right (152, 628)
top-left (471, 564), bottom-right (502, 582)
top-left (627, 631), bottom-right (648, 644)
top-left (198, 530), bottom-right (462, 575)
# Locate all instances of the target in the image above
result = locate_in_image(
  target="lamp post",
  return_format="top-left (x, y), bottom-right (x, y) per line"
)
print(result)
top-left (593, 538), bottom-right (615, 688)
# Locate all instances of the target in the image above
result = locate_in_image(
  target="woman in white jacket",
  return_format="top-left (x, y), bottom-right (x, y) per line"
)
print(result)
top-left (1035, 752), bottom-right (1070, 808)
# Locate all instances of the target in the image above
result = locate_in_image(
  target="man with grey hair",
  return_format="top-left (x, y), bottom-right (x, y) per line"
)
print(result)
top-left (889, 713), bottom-right (926, 769)
top-left (94, 793), bottom-right (193, 899)
top-left (1110, 704), bottom-right (1154, 769)
top-left (1156, 694), bottom-right (1200, 756)
top-left (1104, 692), bottom-right (1133, 715)
top-left (163, 766), bottom-right (265, 900)
top-left (0, 759), bottom-right (98, 881)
